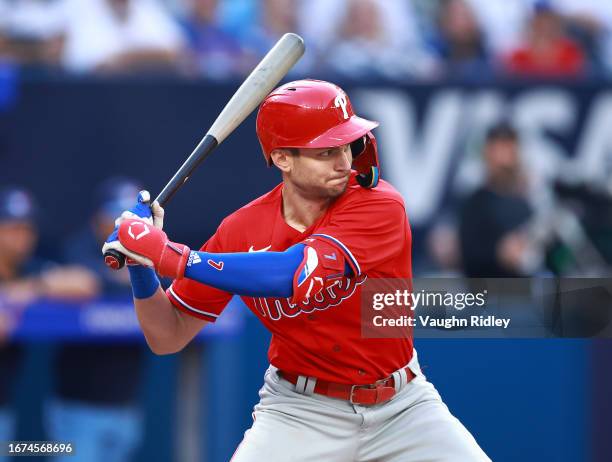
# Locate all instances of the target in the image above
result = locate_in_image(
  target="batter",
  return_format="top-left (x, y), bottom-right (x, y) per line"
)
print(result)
top-left (103, 80), bottom-right (490, 462)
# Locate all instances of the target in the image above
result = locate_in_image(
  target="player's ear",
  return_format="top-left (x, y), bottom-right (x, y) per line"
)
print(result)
top-left (270, 149), bottom-right (294, 173)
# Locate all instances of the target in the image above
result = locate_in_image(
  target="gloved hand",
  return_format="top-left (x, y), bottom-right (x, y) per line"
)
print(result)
top-left (102, 190), bottom-right (165, 267)
top-left (117, 218), bottom-right (191, 279)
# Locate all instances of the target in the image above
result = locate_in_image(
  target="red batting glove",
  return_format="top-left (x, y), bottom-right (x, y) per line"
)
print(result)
top-left (118, 219), bottom-right (191, 279)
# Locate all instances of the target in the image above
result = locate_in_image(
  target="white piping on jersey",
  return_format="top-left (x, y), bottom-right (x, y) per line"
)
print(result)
top-left (168, 286), bottom-right (219, 319)
top-left (309, 233), bottom-right (361, 276)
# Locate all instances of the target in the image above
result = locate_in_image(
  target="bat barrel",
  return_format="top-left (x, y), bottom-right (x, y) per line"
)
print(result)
top-left (207, 33), bottom-right (305, 144)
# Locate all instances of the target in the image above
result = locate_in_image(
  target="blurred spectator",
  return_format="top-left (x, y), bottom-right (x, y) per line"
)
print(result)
top-left (317, 0), bottom-right (435, 80)
top-left (458, 123), bottom-right (537, 277)
top-left (503, 2), bottom-right (586, 77)
top-left (215, 0), bottom-right (257, 43)
top-left (295, 0), bottom-right (346, 54)
top-left (465, 0), bottom-right (534, 58)
top-left (61, 0), bottom-right (185, 74)
top-left (47, 178), bottom-right (147, 462)
top-left (179, 0), bottom-right (251, 79)
top-left (233, 0), bottom-right (310, 73)
top-left (243, 0), bottom-right (296, 55)
top-left (550, 0), bottom-right (612, 73)
top-left (430, 0), bottom-right (490, 79)
top-left (0, 0), bottom-right (66, 68)
top-left (0, 187), bottom-right (97, 446)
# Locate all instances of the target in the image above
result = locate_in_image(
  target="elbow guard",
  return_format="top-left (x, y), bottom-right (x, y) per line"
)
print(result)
top-left (292, 240), bottom-right (347, 304)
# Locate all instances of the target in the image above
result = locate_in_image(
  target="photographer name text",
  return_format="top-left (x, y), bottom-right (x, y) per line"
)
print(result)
top-left (372, 315), bottom-right (511, 329)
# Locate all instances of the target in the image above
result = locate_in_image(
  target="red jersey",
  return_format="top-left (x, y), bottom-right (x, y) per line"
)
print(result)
top-left (167, 172), bottom-right (413, 385)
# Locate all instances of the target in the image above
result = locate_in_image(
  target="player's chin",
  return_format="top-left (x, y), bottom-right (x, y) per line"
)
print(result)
top-left (326, 179), bottom-right (349, 197)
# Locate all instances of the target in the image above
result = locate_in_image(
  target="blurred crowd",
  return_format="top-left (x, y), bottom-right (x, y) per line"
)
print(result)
top-left (1, 0), bottom-right (612, 80)
top-left (0, 180), bottom-right (150, 461)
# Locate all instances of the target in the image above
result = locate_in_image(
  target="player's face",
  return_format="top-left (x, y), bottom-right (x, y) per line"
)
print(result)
top-left (288, 143), bottom-right (353, 199)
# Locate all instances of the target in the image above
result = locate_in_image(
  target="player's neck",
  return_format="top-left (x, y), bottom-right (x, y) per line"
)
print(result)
top-left (281, 183), bottom-right (331, 233)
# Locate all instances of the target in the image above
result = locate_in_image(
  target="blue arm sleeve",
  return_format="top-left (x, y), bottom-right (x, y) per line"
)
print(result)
top-left (183, 244), bottom-right (305, 298)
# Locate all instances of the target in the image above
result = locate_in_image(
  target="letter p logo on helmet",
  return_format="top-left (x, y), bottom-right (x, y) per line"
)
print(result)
top-left (334, 94), bottom-right (349, 119)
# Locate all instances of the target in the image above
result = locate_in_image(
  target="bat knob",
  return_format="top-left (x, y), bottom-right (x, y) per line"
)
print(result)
top-left (104, 249), bottom-right (126, 270)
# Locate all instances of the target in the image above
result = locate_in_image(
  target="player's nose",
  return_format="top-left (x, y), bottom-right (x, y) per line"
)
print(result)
top-left (335, 144), bottom-right (352, 171)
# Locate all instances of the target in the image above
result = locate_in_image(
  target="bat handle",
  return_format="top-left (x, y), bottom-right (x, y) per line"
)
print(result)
top-left (104, 249), bottom-right (126, 270)
top-left (103, 190), bottom-right (155, 271)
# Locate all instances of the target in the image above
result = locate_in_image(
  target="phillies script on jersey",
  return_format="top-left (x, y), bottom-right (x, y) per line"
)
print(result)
top-left (167, 172), bottom-right (413, 385)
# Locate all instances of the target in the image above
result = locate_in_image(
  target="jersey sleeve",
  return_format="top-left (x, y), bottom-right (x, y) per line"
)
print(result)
top-left (304, 195), bottom-right (409, 276)
top-left (166, 222), bottom-right (233, 322)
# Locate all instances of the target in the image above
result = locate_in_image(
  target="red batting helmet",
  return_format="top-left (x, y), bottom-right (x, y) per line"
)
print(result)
top-left (256, 79), bottom-right (381, 188)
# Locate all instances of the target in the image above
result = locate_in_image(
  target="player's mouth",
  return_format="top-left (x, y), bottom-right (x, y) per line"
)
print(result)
top-left (329, 174), bottom-right (349, 184)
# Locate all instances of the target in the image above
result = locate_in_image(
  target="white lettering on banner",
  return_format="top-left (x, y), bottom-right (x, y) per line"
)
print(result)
top-left (513, 89), bottom-right (575, 184)
top-left (353, 89), bottom-right (463, 224)
top-left (353, 87), bottom-right (612, 225)
top-left (573, 93), bottom-right (612, 183)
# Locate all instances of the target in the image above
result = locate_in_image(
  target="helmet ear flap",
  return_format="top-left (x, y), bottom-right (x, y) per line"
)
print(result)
top-left (350, 136), bottom-right (366, 158)
top-left (351, 132), bottom-right (380, 189)
top-left (356, 167), bottom-right (380, 189)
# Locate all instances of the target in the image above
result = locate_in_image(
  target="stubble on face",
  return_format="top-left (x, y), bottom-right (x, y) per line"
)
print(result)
top-left (289, 173), bottom-right (347, 200)
top-left (286, 147), bottom-right (352, 200)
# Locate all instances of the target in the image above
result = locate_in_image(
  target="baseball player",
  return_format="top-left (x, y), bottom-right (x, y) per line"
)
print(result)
top-left (103, 80), bottom-right (490, 461)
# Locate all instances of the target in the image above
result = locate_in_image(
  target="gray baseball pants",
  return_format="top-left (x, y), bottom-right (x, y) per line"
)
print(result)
top-left (231, 350), bottom-right (491, 462)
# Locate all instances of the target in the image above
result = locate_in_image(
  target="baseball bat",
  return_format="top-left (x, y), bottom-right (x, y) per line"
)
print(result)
top-left (104, 32), bottom-right (305, 270)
